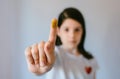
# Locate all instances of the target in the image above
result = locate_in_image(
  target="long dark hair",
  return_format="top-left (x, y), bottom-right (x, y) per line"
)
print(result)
top-left (55, 7), bottom-right (93, 60)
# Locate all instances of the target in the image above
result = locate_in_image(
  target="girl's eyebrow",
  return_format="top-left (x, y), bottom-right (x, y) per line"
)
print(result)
top-left (74, 26), bottom-right (82, 29)
top-left (61, 25), bottom-right (82, 29)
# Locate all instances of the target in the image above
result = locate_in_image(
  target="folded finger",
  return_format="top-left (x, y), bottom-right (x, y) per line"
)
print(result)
top-left (25, 47), bottom-right (34, 64)
top-left (38, 41), bottom-right (47, 67)
top-left (31, 43), bottom-right (39, 64)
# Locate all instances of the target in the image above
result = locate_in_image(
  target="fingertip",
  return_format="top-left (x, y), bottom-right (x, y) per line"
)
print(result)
top-left (25, 46), bottom-right (31, 57)
top-left (51, 18), bottom-right (58, 28)
top-left (31, 43), bottom-right (39, 60)
top-left (38, 41), bottom-right (45, 49)
top-left (49, 18), bottom-right (58, 43)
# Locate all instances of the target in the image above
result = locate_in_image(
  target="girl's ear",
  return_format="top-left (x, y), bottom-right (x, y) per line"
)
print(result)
top-left (57, 27), bottom-right (60, 37)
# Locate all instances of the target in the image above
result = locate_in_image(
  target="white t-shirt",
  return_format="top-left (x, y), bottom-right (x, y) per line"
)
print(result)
top-left (45, 46), bottom-right (98, 79)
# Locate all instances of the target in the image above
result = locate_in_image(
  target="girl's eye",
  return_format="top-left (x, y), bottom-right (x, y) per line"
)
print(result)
top-left (65, 28), bottom-right (69, 32)
top-left (75, 28), bottom-right (80, 32)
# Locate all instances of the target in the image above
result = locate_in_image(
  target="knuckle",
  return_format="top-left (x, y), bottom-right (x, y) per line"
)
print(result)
top-left (25, 51), bottom-right (31, 57)
top-left (31, 48), bottom-right (38, 55)
top-left (41, 55), bottom-right (46, 60)
top-left (38, 41), bottom-right (45, 48)
top-left (25, 47), bottom-right (31, 56)
top-left (31, 43), bottom-right (39, 54)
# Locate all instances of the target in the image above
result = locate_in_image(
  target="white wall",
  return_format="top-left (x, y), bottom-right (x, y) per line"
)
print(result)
top-left (0, 0), bottom-right (120, 79)
top-left (0, 0), bottom-right (20, 79)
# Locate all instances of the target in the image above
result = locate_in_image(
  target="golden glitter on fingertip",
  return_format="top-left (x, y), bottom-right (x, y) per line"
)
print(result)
top-left (51, 18), bottom-right (58, 28)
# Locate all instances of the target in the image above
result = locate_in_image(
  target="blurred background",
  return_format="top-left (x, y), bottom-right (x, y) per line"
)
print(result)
top-left (0, 0), bottom-right (120, 79)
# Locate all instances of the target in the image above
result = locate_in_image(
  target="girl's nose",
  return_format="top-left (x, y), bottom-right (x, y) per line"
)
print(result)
top-left (69, 31), bottom-right (75, 38)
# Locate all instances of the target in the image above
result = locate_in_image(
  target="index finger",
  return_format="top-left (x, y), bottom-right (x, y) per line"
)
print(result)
top-left (48, 18), bottom-right (58, 43)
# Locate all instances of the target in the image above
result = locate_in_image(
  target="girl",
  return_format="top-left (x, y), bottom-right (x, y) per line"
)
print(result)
top-left (25, 7), bottom-right (98, 79)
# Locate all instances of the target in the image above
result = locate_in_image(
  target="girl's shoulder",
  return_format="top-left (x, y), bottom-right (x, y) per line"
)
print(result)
top-left (84, 56), bottom-right (99, 71)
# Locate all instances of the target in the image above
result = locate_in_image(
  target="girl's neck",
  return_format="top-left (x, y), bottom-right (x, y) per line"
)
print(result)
top-left (61, 45), bottom-right (80, 56)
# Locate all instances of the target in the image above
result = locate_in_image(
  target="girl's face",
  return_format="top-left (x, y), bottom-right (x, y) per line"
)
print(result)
top-left (57, 18), bottom-right (83, 50)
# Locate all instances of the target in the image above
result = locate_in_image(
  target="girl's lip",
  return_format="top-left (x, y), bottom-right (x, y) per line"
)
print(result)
top-left (69, 40), bottom-right (76, 43)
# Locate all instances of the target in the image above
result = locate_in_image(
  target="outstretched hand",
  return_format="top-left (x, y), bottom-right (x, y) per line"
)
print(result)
top-left (25, 18), bottom-right (58, 75)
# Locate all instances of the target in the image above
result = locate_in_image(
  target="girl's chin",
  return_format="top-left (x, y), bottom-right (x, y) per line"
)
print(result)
top-left (63, 45), bottom-right (77, 50)
top-left (68, 44), bottom-right (77, 48)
